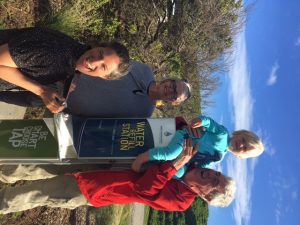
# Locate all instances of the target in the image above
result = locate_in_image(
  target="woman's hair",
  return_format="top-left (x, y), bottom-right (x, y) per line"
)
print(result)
top-left (205, 175), bottom-right (236, 207)
top-left (232, 130), bottom-right (264, 157)
top-left (98, 41), bottom-right (130, 79)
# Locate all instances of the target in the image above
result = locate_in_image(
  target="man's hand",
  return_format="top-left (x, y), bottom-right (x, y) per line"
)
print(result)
top-left (172, 138), bottom-right (198, 171)
top-left (39, 86), bottom-right (65, 113)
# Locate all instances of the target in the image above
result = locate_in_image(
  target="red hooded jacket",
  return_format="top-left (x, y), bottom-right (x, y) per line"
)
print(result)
top-left (73, 162), bottom-right (197, 211)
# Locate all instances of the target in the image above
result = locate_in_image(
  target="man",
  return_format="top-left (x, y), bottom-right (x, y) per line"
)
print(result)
top-left (0, 61), bottom-right (191, 117)
top-left (0, 139), bottom-right (236, 214)
top-left (65, 61), bottom-right (191, 117)
top-left (0, 61), bottom-right (192, 184)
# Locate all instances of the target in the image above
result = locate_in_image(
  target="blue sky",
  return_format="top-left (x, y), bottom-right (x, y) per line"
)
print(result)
top-left (206, 0), bottom-right (300, 225)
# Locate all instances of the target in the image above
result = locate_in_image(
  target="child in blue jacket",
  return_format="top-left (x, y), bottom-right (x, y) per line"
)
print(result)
top-left (131, 115), bottom-right (264, 178)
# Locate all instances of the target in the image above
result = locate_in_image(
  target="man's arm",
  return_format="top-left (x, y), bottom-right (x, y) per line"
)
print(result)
top-left (133, 139), bottom-right (196, 196)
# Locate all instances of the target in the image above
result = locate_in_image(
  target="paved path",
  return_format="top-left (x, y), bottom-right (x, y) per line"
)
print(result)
top-left (0, 102), bottom-right (26, 119)
top-left (131, 203), bottom-right (145, 225)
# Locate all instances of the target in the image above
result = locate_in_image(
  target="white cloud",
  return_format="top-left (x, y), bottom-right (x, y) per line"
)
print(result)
top-left (269, 167), bottom-right (299, 224)
top-left (266, 62), bottom-right (279, 86)
top-left (211, 161), bottom-right (223, 172)
top-left (275, 206), bottom-right (281, 224)
top-left (261, 133), bottom-right (276, 157)
top-left (227, 157), bottom-right (254, 225)
top-left (225, 28), bottom-right (257, 225)
top-left (228, 32), bottom-right (253, 130)
top-left (295, 37), bottom-right (300, 46)
top-left (266, 146), bottom-right (276, 157)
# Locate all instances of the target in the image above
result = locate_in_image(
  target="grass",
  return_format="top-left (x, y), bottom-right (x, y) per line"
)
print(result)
top-left (40, 0), bottom-right (110, 39)
top-left (90, 204), bottom-right (132, 225)
top-left (11, 211), bottom-right (23, 220)
top-left (0, 211), bottom-right (23, 225)
top-left (143, 206), bottom-right (150, 225)
top-left (118, 204), bottom-right (132, 225)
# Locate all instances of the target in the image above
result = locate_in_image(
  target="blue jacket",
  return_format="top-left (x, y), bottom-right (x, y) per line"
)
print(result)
top-left (149, 115), bottom-right (230, 178)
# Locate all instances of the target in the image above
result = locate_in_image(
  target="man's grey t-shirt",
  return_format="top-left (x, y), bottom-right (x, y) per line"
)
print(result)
top-left (66, 61), bottom-right (155, 118)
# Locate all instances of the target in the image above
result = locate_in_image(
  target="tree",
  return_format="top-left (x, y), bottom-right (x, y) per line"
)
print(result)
top-left (41, 0), bottom-right (244, 118)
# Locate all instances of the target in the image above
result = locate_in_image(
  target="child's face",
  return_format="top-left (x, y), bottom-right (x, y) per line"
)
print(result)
top-left (230, 134), bottom-right (256, 159)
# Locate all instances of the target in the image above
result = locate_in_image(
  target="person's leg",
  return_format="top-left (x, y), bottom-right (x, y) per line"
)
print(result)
top-left (0, 90), bottom-right (43, 107)
top-left (0, 164), bottom-right (109, 183)
top-left (0, 175), bottom-right (89, 214)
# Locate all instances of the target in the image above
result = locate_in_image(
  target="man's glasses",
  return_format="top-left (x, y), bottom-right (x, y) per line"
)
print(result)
top-left (161, 78), bottom-right (192, 102)
top-left (169, 80), bottom-right (178, 100)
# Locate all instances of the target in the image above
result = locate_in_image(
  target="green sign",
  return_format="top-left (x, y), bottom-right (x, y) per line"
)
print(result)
top-left (0, 120), bottom-right (58, 159)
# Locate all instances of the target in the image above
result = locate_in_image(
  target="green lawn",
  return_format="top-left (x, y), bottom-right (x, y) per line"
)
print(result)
top-left (91, 204), bottom-right (132, 225)
top-left (143, 206), bottom-right (150, 225)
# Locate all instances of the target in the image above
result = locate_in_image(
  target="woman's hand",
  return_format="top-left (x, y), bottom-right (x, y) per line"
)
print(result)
top-left (188, 117), bottom-right (205, 138)
top-left (0, 56), bottom-right (64, 113)
top-left (180, 138), bottom-right (198, 162)
top-left (38, 86), bottom-right (65, 113)
top-left (131, 152), bottom-right (149, 172)
top-left (187, 125), bottom-right (202, 138)
top-left (172, 138), bottom-right (198, 170)
top-left (190, 117), bottom-right (202, 128)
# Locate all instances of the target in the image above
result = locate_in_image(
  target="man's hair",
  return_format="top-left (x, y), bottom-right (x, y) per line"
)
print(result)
top-left (99, 41), bottom-right (130, 79)
top-left (232, 130), bottom-right (264, 157)
top-left (206, 175), bottom-right (236, 207)
top-left (181, 79), bottom-right (192, 102)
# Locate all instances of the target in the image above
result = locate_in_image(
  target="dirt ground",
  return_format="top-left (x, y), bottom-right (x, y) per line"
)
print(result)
top-left (0, 166), bottom-right (98, 224)
top-left (0, 201), bottom-right (95, 225)
top-left (0, 0), bottom-right (68, 28)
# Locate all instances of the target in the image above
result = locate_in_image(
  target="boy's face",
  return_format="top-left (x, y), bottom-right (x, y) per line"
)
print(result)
top-left (76, 47), bottom-right (120, 78)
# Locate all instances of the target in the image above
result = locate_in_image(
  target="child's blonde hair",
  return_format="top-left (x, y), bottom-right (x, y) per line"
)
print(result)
top-left (231, 130), bottom-right (264, 157)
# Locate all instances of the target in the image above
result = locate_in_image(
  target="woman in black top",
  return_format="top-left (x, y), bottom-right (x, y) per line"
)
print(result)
top-left (0, 27), bottom-right (130, 112)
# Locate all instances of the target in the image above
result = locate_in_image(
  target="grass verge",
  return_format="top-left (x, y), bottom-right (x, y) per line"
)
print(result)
top-left (143, 206), bottom-right (150, 225)
top-left (90, 204), bottom-right (132, 225)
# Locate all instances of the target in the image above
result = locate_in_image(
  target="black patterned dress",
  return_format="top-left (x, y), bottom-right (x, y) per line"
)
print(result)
top-left (0, 27), bottom-right (89, 90)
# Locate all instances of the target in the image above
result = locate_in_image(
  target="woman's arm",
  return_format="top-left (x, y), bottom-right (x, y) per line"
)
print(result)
top-left (171, 139), bottom-right (197, 171)
top-left (0, 44), bottom-right (64, 113)
top-left (191, 115), bottom-right (228, 135)
top-left (0, 66), bottom-right (65, 113)
top-left (133, 139), bottom-right (197, 195)
top-left (131, 130), bottom-right (186, 172)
